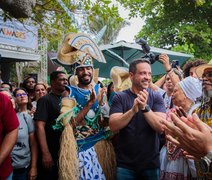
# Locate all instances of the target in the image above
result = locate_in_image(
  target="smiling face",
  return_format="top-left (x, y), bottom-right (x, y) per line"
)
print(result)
top-left (76, 66), bottom-right (93, 86)
top-left (34, 84), bottom-right (47, 101)
top-left (130, 62), bottom-right (151, 90)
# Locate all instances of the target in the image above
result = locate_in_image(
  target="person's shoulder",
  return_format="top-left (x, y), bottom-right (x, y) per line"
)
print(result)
top-left (0, 92), bottom-right (9, 101)
top-left (0, 92), bottom-right (11, 108)
top-left (42, 93), bottom-right (51, 98)
top-left (147, 88), bottom-right (162, 97)
top-left (115, 89), bottom-right (130, 97)
top-left (37, 93), bottom-right (52, 104)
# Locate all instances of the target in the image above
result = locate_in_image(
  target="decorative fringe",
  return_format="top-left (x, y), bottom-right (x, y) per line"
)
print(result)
top-left (59, 123), bottom-right (79, 180)
top-left (94, 139), bottom-right (116, 180)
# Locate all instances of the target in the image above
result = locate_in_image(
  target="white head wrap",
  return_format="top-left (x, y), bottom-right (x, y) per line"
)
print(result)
top-left (178, 76), bottom-right (202, 102)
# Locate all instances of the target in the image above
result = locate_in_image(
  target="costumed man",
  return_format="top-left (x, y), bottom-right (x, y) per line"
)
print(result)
top-left (54, 33), bottom-right (116, 180)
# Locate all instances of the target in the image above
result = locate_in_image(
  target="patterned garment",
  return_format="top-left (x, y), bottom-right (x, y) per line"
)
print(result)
top-left (160, 108), bottom-right (197, 179)
top-left (78, 147), bottom-right (105, 180)
top-left (195, 103), bottom-right (212, 126)
top-left (195, 103), bottom-right (212, 179)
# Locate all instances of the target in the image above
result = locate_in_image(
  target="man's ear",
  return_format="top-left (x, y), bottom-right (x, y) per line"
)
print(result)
top-left (129, 72), bottom-right (134, 80)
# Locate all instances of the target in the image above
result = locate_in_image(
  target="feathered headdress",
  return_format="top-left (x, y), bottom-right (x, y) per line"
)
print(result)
top-left (57, 33), bottom-right (106, 72)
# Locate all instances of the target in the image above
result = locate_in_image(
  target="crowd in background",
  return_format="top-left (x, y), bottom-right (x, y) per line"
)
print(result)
top-left (0, 54), bottom-right (212, 180)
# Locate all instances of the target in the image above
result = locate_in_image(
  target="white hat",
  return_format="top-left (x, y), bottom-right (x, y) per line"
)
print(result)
top-left (178, 76), bottom-right (202, 102)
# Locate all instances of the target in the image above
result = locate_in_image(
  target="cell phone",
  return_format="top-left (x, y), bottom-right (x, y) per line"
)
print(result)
top-left (172, 60), bottom-right (179, 68)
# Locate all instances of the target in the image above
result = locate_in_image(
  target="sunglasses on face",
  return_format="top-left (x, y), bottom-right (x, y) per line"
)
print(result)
top-left (16, 93), bottom-right (28, 97)
top-left (202, 72), bottom-right (212, 78)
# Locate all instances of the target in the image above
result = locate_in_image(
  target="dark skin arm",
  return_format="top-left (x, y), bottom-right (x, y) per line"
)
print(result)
top-left (63, 86), bottom-right (97, 126)
top-left (36, 121), bottom-right (54, 168)
top-left (75, 86), bottom-right (97, 125)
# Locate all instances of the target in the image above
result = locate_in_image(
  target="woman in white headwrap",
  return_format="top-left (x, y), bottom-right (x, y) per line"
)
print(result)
top-left (160, 76), bottom-right (202, 180)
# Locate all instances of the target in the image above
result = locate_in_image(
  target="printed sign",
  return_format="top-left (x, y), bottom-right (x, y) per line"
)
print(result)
top-left (0, 17), bottom-right (38, 49)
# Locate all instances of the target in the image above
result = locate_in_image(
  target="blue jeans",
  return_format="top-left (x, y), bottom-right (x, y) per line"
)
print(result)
top-left (13, 167), bottom-right (29, 180)
top-left (116, 167), bottom-right (160, 180)
top-left (6, 172), bottom-right (13, 180)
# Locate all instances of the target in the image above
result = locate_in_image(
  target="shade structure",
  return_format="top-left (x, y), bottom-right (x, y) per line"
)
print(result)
top-left (94, 41), bottom-right (193, 78)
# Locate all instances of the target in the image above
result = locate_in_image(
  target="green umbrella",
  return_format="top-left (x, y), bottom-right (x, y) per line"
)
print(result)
top-left (94, 41), bottom-right (193, 78)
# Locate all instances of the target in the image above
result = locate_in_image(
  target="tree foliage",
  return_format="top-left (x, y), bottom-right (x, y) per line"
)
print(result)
top-left (117, 0), bottom-right (211, 60)
top-left (87, 1), bottom-right (130, 44)
top-left (4, 0), bottom-right (126, 50)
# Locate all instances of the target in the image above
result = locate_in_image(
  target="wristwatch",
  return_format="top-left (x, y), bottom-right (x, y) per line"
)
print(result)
top-left (141, 105), bottom-right (151, 113)
top-left (199, 151), bottom-right (212, 173)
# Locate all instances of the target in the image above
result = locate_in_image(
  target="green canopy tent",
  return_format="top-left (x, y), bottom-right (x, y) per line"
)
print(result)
top-left (94, 41), bottom-right (193, 78)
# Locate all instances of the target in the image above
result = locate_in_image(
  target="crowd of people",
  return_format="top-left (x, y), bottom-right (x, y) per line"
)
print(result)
top-left (0, 32), bottom-right (211, 180)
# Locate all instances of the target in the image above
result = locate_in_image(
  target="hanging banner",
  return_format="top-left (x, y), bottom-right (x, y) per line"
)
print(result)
top-left (0, 17), bottom-right (38, 50)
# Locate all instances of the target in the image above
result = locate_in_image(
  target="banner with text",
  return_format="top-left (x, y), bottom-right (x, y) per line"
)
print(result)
top-left (0, 17), bottom-right (38, 50)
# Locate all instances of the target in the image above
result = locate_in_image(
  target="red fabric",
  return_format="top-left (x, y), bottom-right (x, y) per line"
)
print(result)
top-left (0, 93), bottom-right (19, 179)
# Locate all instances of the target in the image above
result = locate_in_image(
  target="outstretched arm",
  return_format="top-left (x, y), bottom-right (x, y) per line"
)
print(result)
top-left (159, 54), bottom-right (180, 86)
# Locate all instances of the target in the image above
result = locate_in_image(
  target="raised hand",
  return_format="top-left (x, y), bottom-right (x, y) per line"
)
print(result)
top-left (159, 54), bottom-right (171, 72)
top-left (136, 89), bottom-right (149, 110)
top-left (163, 113), bottom-right (212, 159)
top-left (88, 85), bottom-right (97, 105)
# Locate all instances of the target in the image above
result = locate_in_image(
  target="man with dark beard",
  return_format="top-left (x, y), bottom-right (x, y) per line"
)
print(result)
top-left (53, 33), bottom-right (115, 180)
top-left (109, 59), bottom-right (166, 180)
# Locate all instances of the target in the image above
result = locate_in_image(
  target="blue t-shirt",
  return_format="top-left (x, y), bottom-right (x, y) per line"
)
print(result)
top-left (11, 112), bottom-right (34, 169)
top-left (110, 88), bottom-right (166, 171)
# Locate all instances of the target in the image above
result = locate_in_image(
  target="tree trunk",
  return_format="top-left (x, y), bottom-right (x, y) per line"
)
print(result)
top-left (16, 62), bottom-right (22, 86)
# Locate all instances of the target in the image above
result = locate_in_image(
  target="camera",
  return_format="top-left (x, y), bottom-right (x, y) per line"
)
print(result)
top-left (171, 60), bottom-right (179, 68)
top-left (136, 38), bottom-right (160, 64)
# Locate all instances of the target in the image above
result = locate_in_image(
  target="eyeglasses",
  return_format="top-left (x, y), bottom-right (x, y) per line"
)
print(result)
top-left (202, 72), bottom-right (212, 78)
top-left (16, 93), bottom-right (28, 97)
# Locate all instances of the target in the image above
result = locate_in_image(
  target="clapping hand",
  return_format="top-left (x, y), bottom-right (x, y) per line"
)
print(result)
top-left (131, 89), bottom-right (148, 114)
top-left (88, 85), bottom-right (97, 105)
top-left (163, 113), bottom-right (212, 159)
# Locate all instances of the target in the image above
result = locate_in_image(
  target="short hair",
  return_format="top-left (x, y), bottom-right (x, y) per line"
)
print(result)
top-left (22, 76), bottom-right (36, 90)
top-left (1, 82), bottom-right (12, 92)
top-left (50, 71), bottom-right (65, 83)
top-left (182, 59), bottom-right (206, 78)
top-left (0, 87), bottom-right (11, 93)
top-left (129, 58), bottom-right (150, 74)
